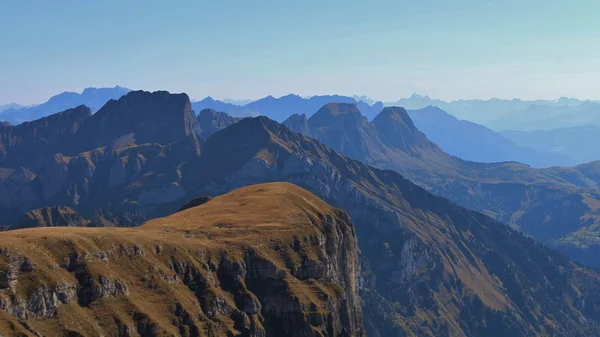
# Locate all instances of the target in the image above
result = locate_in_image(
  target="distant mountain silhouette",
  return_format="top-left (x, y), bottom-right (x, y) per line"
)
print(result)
top-left (0, 103), bottom-right (22, 113)
top-left (490, 102), bottom-right (600, 131)
top-left (0, 86), bottom-right (130, 125)
top-left (193, 94), bottom-right (384, 122)
top-left (501, 125), bottom-right (600, 165)
top-left (408, 106), bottom-right (576, 167)
top-left (388, 94), bottom-right (600, 130)
top-left (196, 108), bottom-right (242, 139)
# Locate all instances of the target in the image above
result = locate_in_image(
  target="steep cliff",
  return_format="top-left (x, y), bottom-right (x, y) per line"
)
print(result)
top-left (0, 183), bottom-right (365, 337)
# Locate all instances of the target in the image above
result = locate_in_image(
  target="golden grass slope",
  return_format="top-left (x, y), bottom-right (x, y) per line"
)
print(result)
top-left (0, 182), bottom-right (364, 337)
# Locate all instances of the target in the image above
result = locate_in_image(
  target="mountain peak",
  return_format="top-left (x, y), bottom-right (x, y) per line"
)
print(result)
top-left (308, 103), bottom-right (362, 129)
top-left (75, 90), bottom-right (197, 151)
top-left (375, 106), bottom-right (416, 128)
top-left (372, 106), bottom-right (441, 155)
top-left (282, 113), bottom-right (311, 137)
top-left (197, 108), bottom-right (241, 139)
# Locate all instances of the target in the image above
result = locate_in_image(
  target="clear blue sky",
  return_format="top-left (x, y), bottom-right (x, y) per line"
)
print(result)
top-left (1, 0), bottom-right (599, 104)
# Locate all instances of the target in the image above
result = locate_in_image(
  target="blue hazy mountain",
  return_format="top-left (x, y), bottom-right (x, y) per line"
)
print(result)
top-left (0, 86), bottom-right (131, 125)
top-left (408, 106), bottom-right (576, 167)
top-left (0, 103), bottom-right (23, 113)
top-left (501, 125), bottom-right (600, 165)
top-left (388, 94), bottom-right (600, 130)
top-left (221, 98), bottom-right (253, 105)
top-left (192, 94), bottom-right (384, 122)
top-left (489, 102), bottom-right (600, 131)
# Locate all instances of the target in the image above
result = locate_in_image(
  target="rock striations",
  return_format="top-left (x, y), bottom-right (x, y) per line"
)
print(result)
top-left (0, 183), bottom-right (365, 337)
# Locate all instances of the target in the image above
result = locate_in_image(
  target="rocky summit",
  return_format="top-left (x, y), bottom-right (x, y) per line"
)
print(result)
top-left (0, 183), bottom-right (365, 337)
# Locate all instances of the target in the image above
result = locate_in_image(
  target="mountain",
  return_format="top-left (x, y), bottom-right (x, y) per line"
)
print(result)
top-left (0, 103), bottom-right (22, 113)
top-left (5, 91), bottom-right (600, 335)
top-left (71, 90), bottom-right (198, 152)
top-left (0, 105), bottom-right (91, 168)
top-left (0, 183), bottom-right (365, 337)
top-left (501, 125), bottom-right (600, 165)
top-left (285, 103), bottom-right (600, 267)
top-left (387, 94), bottom-right (600, 130)
top-left (221, 98), bottom-right (253, 105)
top-left (282, 113), bottom-right (312, 138)
top-left (192, 96), bottom-right (259, 118)
top-left (489, 102), bottom-right (600, 131)
top-left (0, 90), bottom-right (201, 223)
top-left (6, 206), bottom-right (145, 230)
top-left (352, 95), bottom-right (378, 106)
top-left (0, 86), bottom-right (130, 125)
top-left (8, 206), bottom-right (90, 230)
top-left (193, 94), bottom-right (385, 122)
top-left (408, 106), bottom-right (576, 167)
top-left (181, 116), bottom-right (600, 336)
top-left (196, 108), bottom-right (242, 140)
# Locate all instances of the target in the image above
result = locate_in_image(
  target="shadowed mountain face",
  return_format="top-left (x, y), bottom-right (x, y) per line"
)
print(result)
top-left (4, 91), bottom-right (600, 336)
top-left (196, 108), bottom-right (242, 140)
top-left (0, 105), bottom-right (91, 168)
top-left (0, 86), bottom-right (130, 125)
top-left (0, 90), bottom-right (201, 224)
top-left (409, 106), bottom-right (576, 167)
top-left (6, 206), bottom-right (145, 230)
top-left (501, 125), bottom-right (600, 165)
top-left (72, 90), bottom-right (198, 153)
top-left (284, 103), bottom-right (600, 266)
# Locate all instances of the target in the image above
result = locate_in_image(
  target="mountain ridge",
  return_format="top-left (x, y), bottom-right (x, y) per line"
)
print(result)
top-left (0, 86), bottom-right (130, 125)
top-left (409, 105), bottom-right (576, 167)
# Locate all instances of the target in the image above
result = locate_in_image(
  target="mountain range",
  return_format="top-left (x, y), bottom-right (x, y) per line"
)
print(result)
top-left (386, 93), bottom-right (600, 131)
top-left (3, 90), bottom-right (600, 336)
top-left (501, 126), bottom-right (600, 165)
top-left (0, 86), bottom-right (130, 125)
top-left (192, 94), bottom-right (385, 121)
top-left (193, 94), bottom-right (599, 166)
top-left (408, 106), bottom-right (576, 167)
top-left (281, 103), bottom-right (600, 266)
top-left (0, 103), bottom-right (23, 113)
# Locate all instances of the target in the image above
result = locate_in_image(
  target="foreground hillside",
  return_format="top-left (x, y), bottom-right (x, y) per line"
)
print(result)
top-left (0, 183), bottom-right (364, 337)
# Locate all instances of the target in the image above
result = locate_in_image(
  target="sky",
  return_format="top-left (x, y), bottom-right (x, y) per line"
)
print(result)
top-left (1, 0), bottom-right (599, 105)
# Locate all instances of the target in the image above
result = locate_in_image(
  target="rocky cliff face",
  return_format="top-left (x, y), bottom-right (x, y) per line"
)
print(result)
top-left (72, 90), bottom-right (199, 153)
top-left (0, 105), bottom-right (91, 168)
top-left (0, 183), bottom-right (365, 336)
top-left (0, 91), bottom-right (202, 224)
